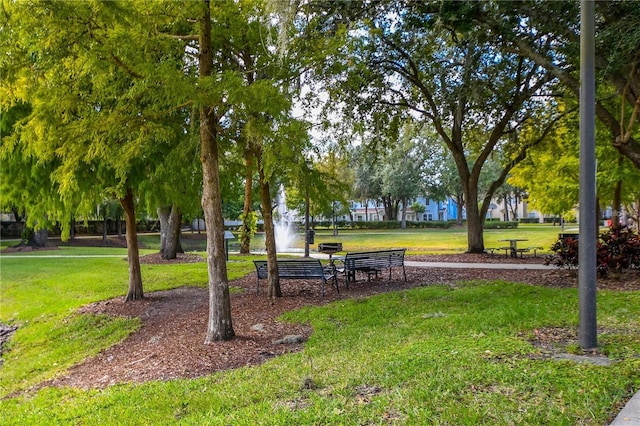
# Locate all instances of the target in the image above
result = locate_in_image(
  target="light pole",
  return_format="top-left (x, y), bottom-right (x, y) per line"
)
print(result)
top-left (304, 159), bottom-right (311, 257)
top-left (332, 200), bottom-right (338, 236)
top-left (578, 0), bottom-right (598, 350)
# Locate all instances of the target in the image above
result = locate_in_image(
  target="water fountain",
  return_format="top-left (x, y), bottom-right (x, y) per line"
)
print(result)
top-left (274, 184), bottom-right (297, 252)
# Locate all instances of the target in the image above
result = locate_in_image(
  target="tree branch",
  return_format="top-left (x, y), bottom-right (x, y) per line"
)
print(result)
top-left (110, 54), bottom-right (144, 79)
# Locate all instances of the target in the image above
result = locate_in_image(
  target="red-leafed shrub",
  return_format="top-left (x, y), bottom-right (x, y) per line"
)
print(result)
top-left (545, 226), bottom-right (640, 277)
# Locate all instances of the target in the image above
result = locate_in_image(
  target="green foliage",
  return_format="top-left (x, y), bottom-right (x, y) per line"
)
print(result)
top-left (351, 220), bottom-right (400, 230)
top-left (483, 221), bottom-right (519, 230)
top-left (546, 227), bottom-right (640, 276)
top-left (410, 201), bottom-right (426, 215)
top-left (510, 96), bottom-right (640, 218)
top-left (238, 211), bottom-right (258, 250)
top-left (488, 1), bottom-right (640, 169)
top-left (304, 1), bottom-right (567, 251)
top-left (0, 1), bottom-right (194, 238)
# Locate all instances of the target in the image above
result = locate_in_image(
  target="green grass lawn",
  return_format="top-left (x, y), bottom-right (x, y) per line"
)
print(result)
top-left (1, 226), bottom-right (638, 424)
top-left (249, 223), bottom-right (577, 255)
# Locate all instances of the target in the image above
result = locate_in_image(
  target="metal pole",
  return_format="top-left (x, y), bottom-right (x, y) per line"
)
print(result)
top-left (578, 0), bottom-right (598, 350)
top-left (304, 162), bottom-right (310, 257)
top-left (332, 201), bottom-right (338, 236)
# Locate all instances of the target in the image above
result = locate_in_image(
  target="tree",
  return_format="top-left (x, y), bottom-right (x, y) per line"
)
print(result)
top-left (141, 120), bottom-right (201, 260)
top-left (352, 147), bottom-right (384, 222)
top-left (306, 1), bottom-right (565, 252)
top-left (0, 103), bottom-right (58, 248)
top-left (313, 151), bottom-right (353, 233)
top-left (0, 1), bottom-right (190, 300)
top-left (476, 1), bottom-right (640, 169)
top-left (379, 124), bottom-right (425, 228)
top-left (196, 0), bottom-right (235, 341)
top-left (510, 103), bottom-right (640, 224)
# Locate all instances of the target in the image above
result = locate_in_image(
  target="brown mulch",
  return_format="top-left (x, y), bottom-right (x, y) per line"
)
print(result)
top-left (21, 251), bottom-right (638, 391)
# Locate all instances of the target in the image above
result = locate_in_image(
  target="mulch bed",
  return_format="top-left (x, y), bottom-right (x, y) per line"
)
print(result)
top-left (4, 240), bottom-right (638, 392)
top-left (39, 252), bottom-right (638, 391)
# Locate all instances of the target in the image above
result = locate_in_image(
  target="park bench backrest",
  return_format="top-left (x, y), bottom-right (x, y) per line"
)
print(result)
top-left (388, 249), bottom-right (405, 267)
top-left (341, 249), bottom-right (407, 283)
top-left (253, 259), bottom-right (336, 296)
top-left (253, 260), bottom-right (269, 279)
top-left (276, 259), bottom-right (326, 279)
top-left (344, 249), bottom-right (405, 269)
top-left (253, 259), bottom-right (327, 280)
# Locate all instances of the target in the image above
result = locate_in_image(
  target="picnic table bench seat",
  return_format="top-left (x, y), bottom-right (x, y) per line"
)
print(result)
top-left (486, 246), bottom-right (544, 257)
top-left (334, 249), bottom-right (406, 283)
top-left (513, 246), bottom-right (544, 257)
top-left (253, 259), bottom-right (338, 296)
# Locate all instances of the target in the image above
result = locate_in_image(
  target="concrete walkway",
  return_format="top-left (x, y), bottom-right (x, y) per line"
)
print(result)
top-left (611, 391), bottom-right (640, 425)
top-left (404, 260), bottom-right (556, 270)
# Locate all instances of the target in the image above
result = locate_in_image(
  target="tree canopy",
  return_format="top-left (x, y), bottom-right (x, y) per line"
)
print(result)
top-left (299, 0), bottom-right (566, 252)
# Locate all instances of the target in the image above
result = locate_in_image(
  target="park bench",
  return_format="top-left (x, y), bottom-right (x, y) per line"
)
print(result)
top-left (334, 249), bottom-right (406, 283)
top-left (253, 259), bottom-right (338, 297)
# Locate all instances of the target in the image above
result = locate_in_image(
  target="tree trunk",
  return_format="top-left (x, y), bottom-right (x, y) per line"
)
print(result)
top-left (258, 160), bottom-right (282, 298)
top-left (464, 187), bottom-right (485, 253)
top-left (383, 195), bottom-right (396, 221)
top-left (199, 0), bottom-right (234, 342)
top-left (116, 212), bottom-right (123, 238)
top-left (456, 194), bottom-right (464, 226)
top-left (611, 180), bottom-right (623, 230)
top-left (401, 197), bottom-right (407, 229)
top-left (240, 149), bottom-right (254, 254)
top-left (120, 188), bottom-right (144, 301)
top-left (158, 206), bottom-right (170, 254)
top-left (159, 205), bottom-right (183, 260)
top-left (503, 197), bottom-right (509, 221)
top-left (102, 215), bottom-right (108, 243)
top-left (27, 228), bottom-right (48, 248)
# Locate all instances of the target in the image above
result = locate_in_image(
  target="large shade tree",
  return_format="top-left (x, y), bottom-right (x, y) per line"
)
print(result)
top-left (303, 1), bottom-right (566, 252)
top-left (510, 102), bottom-right (640, 224)
top-left (475, 1), bottom-right (640, 169)
top-left (0, 1), bottom-right (190, 300)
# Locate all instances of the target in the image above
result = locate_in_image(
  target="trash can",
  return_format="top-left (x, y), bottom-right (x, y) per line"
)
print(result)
top-left (307, 229), bottom-right (315, 245)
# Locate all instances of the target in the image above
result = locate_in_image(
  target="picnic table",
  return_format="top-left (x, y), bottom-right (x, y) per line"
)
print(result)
top-left (498, 239), bottom-right (529, 258)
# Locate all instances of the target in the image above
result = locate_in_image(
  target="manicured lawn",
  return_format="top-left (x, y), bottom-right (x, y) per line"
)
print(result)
top-left (1, 226), bottom-right (638, 424)
top-left (256, 223), bottom-right (577, 254)
top-left (0, 248), bottom-right (256, 396)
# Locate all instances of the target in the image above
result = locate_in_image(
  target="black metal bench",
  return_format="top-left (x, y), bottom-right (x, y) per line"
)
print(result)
top-left (335, 249), bottom-right (406, 283)
top-left (253, 259), bottom-right (338, 296)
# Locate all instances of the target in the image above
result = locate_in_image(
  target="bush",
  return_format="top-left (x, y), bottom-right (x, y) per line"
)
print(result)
top-left (597, 227), bottom-right (640, 275)
top-left (545, 237), bottom-right (580, 270)
top-left (484, 221), bottom-right (519, 229)
top-left (518, 218), bottom-right (540, 224)
top-left (352, 220), bottom-right (401, 230)
top-left (546, 226), bottom-right (640, 277)
top-left (406, 220), bottom-right (452, 229)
